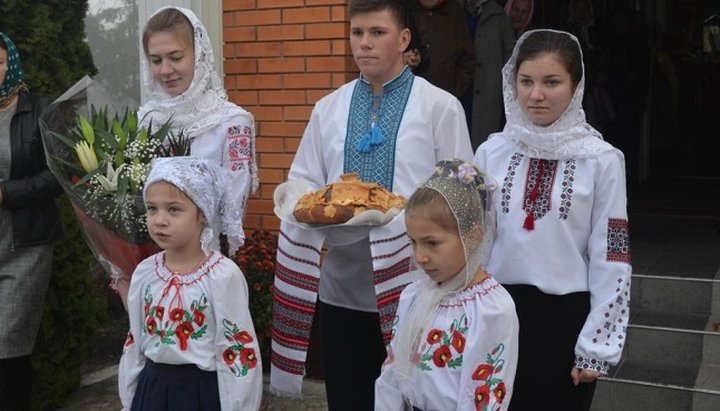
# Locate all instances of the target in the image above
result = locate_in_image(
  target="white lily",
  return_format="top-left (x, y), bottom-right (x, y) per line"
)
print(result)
top-left (75, 141), bottom-right (99, 173)
top-left (96, 162), bottom-right (125, 193)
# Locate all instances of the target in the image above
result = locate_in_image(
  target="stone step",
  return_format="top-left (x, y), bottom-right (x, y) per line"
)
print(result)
top-left (591, 372), bottom-right (720, 411)
top-left (621, 325), bottom-right (720, 379)
top-left (591, 325), bottom-right (720, 410)
top-left (630, 275), bottom-right (717, 325)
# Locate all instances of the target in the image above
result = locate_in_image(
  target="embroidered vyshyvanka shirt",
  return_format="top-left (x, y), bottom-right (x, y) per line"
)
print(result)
top-left (118, 252), bottom-right (262, 410)
top-left (190, 115), bottom-right (256, 227)
top-left (475, 135), bottom-right (631, 373)
top-left (270, 67), bottom-right (474, 396)
top-left (375, 276), bottom-right (519, 410)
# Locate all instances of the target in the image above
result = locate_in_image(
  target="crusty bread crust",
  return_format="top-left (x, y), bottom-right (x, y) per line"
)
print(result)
top-left (293, 173), bottom-right (406, 224)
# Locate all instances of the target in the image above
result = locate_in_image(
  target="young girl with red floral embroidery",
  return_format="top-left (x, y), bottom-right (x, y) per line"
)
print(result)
top-left (118, 157), bottom-right (262, 411)
top-left (375, 159), bottom-right (519, 410)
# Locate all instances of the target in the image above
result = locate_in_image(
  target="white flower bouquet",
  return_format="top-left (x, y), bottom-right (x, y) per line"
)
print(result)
top-left (39, 76), bottom-right (189, 286)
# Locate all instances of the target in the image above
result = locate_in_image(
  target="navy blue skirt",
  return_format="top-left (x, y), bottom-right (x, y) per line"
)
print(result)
top-left (131, 360), bottom-right (221, 411)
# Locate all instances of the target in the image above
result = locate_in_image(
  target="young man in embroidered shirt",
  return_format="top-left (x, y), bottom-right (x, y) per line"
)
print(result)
top-left (268, 1), bottom-right (473, 409)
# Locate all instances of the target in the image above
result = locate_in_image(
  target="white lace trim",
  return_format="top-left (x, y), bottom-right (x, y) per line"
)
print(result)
top-left (138, 6), bottom-right (258, 193)
top-left (498, 29), bottom-right (613, 160)
top-left (145, 157), bottom-right (245, 255)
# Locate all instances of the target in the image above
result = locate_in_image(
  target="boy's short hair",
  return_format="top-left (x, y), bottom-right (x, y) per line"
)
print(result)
top-left (348, 0), bottom-right (409, 30)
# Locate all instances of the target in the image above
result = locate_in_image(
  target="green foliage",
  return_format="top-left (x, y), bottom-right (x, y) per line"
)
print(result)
top-left (230, 230), bottom-right (278, 359)
top-left (31, 197), bottom-right (106, 411)
top-left (0, 0), bottom-right (97, 96)
top-left (1, 2), bottom-right (104, 410)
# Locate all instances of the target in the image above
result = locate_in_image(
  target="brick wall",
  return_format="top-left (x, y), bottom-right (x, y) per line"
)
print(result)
top-left (222, 0), bottom-right (356, 232)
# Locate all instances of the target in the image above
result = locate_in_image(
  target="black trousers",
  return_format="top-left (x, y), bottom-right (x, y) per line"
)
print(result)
top-left (318, 300), bottom-right (387, 411)
top-left (504, 285), bottom-right (596, 411)
top-left (0, 355), bottom-right (33, 411)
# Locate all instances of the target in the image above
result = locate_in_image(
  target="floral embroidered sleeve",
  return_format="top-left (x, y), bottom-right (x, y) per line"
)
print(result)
top-left (117, 258), bottom-right (152, 409)
top-left (221, 114), bottom-right (256, 224)
top-left (576, 150), bottom-right (632, 374)
top-left (457, 298), bottom-right (519, 411)
top-left (212, 259), bottom-right (263, 410)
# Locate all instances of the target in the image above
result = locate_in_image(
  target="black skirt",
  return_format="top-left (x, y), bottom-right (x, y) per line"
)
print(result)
top-left (131, 360), bottom-right (221, 411)
top-left (504, 284), bottom-right (596, 411)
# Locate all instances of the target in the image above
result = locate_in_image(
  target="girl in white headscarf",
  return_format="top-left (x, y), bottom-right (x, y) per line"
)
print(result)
top-left (118, 157), bottom-right (262, 411)
top-left (375, 159), bottom-right (518, 411)
top-left (139, 6), bottom-right (258, 235)
top-left (474, 29), bottom-right (631, 410)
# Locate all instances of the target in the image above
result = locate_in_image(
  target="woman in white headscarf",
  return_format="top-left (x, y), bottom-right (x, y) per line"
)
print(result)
top-left (113, 7), bottom-right (259, 307)
top-left (139, 6), bottom-right (258, 243)
top-left (474, 29), bottom-right (632, 410)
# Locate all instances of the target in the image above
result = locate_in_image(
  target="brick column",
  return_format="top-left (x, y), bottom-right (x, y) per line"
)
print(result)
top-left (223, 0), bottom-right (356, 231)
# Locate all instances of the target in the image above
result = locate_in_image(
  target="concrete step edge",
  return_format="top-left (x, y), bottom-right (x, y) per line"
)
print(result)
top-left (599, 376), bottom-right (720, 396)
top-left (628, 323), bottom-right (720, 336)
top-left (632, 273), bottom-right (720, 284)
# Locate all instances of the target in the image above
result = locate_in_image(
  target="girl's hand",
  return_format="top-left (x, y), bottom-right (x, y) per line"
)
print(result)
top-left (571, 367), bottom-right (601, 385)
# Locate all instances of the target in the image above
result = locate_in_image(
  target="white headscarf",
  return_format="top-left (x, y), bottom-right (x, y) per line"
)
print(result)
top-left (392, 159), bottom-right (496, 382)
top-left (138, 7), bottom-right (253, 140)
top-left (497, 29), bottom-right (612, 160)
top-left (144, 156), bottom-right (245, 255)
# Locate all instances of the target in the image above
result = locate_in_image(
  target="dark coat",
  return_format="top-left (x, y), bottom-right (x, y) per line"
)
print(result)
top-left (0, 91), bottom-right (62, 248)
top-left (409, 0), bottom-right (476, 98)
top-left (464, 0), bottom-right (516, 150)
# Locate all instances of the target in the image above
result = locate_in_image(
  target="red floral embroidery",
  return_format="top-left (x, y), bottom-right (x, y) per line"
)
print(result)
top-left (427, 329), bottom-right (443, 345)
top-left (417, 314), bottom-right (468, 371)
top-left (223, 348), bottom-right (237, 365)
top-left (146, 318), bottom-right (157, 335)
top-left (240, 348), bottom-right (258, 369)
top-left (142, 288), bottom-right (209, 349)
top-left (155, 306), bottom-right (165, 320)
top-left (451, 330), bottom-right (466, 354)
top-left (175, 322), bottom-right (195, 351)
top-left (193, 309), bottom-right (205, 326)
top-left (222, 319), bottom-right (258, 377)
top-left (233, 331), bottom-right (254, 344)
top-left (474, 385), bottom-right (490, 410)
top-left (472, 364), bottom-right (494, 381)
top-left (169, 308), bottom-right (184, 322)
top-left (494, 382), bottom-right (506, 404)
top-left (432, 345), bottom-right (452, 367)
top-left (472, 343), bottom-right (508, 410)
top-left (124, 332), bottom-right (134, 348)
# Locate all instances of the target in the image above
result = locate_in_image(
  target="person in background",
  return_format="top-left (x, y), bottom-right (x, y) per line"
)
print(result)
top-left (115, 6), bottom-right (258, 307)
top-left (474, 29), bottom-right (631, 411)
top-left (0, 31), bottom-right (63, 411)
top-left (375, 159), bottom-right (518, 410)
top-left (562, 0), bottom-right (614, 136)
top-left (458, 0), bottom-right (516, 150)
top-left (504, 0), bottom-right (534, 36)
top-left (269, 1), bottom-right (473, 409)
top-left (118, 157), bottom-right (262, 411)
top-left (405, 0), bottom-right (475, 99)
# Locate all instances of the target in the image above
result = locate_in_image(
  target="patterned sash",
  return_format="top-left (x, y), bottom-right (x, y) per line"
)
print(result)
top-left (269, 214), bottom-right (415, 397)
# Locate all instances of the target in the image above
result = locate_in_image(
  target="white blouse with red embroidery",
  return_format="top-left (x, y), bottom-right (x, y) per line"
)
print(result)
top-left (118, 251), bottom-right (262, 410)
top-left (474, 135), bottom-right (632, 374)
top-left (189, 115), bottom-right (257, 226)
top-left (375, 276), bottom-right (519, 410)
